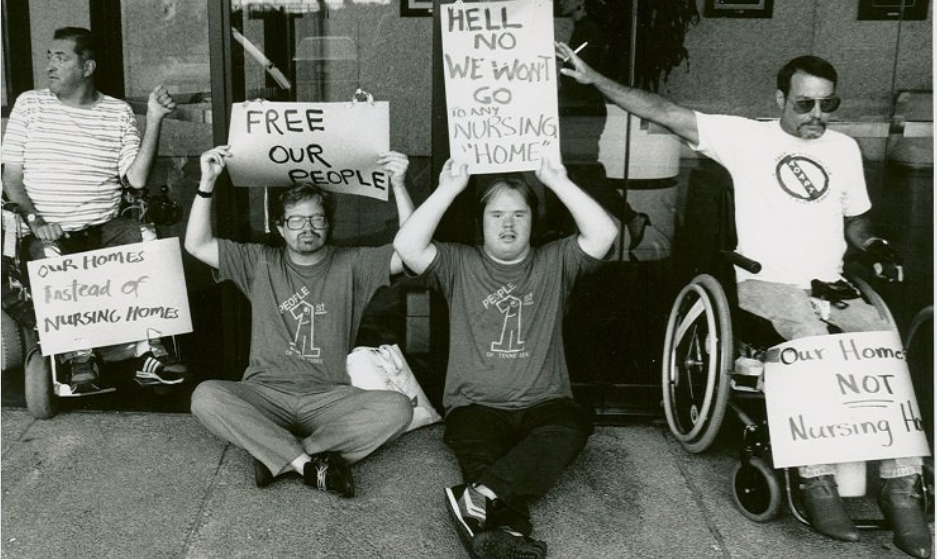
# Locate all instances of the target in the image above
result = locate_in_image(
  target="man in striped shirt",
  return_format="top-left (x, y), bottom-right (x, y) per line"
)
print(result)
top-left (2, 26), bottom-right (186, 390)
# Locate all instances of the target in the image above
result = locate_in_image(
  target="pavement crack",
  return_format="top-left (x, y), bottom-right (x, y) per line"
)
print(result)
top-left (178, 443), bottom-right (233, 558)
top-left (664, 430), bottom-right (733, 559)
top-left (1, 415), bottom-right (37, 461)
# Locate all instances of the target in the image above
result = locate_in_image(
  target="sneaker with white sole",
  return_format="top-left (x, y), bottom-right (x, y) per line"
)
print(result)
top-left (446, 484), bottom-right (490, 556)
top-left (135, 352), bottom-right (186, 384)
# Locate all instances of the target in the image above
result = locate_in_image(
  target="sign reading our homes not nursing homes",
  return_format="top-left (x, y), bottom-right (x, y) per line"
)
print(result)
top-left (764, 331), bottom-right (930, 468)
top-left (441, 0), bottom-right (560, 174)
top-left (226, 100), bottom-right (392, 200)
top-left (28, 238), bottom-right (193, 356)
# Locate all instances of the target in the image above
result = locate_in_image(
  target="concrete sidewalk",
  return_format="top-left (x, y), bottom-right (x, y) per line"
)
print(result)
top-left (1, 409), bottom-right (929, 559)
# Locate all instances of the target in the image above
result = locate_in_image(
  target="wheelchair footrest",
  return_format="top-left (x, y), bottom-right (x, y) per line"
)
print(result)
top-left (134, 377), bottom-right (177, 388)
top-left (55, 382), bottom-right (116, 397)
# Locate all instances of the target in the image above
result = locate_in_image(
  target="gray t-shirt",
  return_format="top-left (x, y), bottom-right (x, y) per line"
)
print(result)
top-left (422, 236), bottom-right (601, 413)
top-left (217, 240), bottom-right (393, 392)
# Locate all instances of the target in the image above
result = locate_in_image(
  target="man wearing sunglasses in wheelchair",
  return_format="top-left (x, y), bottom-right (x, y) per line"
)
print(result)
top-left (1, 27), bottom-right (186, 394)
top-left (556, 45), bottom-right (929, 559)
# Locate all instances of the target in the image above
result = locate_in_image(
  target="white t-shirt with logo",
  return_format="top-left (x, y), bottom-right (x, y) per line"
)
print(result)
top-left (693, 113), bottom-right (871, 288)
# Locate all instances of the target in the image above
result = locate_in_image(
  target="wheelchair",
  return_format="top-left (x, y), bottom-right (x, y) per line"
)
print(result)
top-left (1, 187), bottom-right (185, 419)
top-left (660, 174), bottom-right (933, 532)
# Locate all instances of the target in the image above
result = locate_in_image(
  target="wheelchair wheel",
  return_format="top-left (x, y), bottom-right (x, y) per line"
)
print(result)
top-left (662, 274), bottom-right (733, 453)
top-left (849, 274), bottom-right (897, 330)
top-left (732, 457), bottom-right (783, 522)
top-left (1, 311), bottom-right (23, 371)
top-left (24, 347), bottom-right (58, 419)
top-left (905, 306), bottom-right (933, 451)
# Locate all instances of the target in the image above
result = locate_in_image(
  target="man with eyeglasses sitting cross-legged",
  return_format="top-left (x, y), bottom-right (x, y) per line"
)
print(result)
top-left (556, 47), bottom-right (930, 559)
top-left (185, 146), bottom-right (416, 497)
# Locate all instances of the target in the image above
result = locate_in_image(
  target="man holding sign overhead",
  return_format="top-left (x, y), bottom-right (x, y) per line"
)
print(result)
top-left (394, 157), bottom-right (617, 559)
top-left (185, 146), bottom-right (416, 496)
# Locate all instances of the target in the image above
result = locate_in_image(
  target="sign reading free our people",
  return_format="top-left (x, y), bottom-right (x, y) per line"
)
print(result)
top-left (441, 0), bottom-right (560, 174)
top-left (27, 238), bottom-right (193, 356)
top-left (764, 331), bottom-right (930, 468)
top-left (226, 100), bottom-right (391, 201)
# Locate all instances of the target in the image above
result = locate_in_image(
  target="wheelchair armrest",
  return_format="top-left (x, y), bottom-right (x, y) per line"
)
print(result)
top-left (720, 250), bottom-right (762, 274)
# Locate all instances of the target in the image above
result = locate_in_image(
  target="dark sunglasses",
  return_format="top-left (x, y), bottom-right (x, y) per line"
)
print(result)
top-left (790, 96), bottom-right (841, 114)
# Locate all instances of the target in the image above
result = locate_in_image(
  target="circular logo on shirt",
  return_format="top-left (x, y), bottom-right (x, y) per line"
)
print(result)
top-left (775, 155), bottom-right (830, 201)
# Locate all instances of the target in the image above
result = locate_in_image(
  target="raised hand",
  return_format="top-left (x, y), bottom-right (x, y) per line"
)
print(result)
top-left (200, 145), bottom-right (232, 185)
top-left (554, 41), bottom-right (597, 85)
top-left (534, 156), bottom-right (568, 190)
top-left (378, 151), bottom-right (410, 190)
top-left (147, 85), bottom-right (177, 120)
top-left (438, 159), bottom-right (470, 193)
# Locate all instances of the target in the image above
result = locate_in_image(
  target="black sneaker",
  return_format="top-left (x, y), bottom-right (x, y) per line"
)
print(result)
top-left (135, 352), bottom-right (186, 384)
top-left (69, 354), bottom-right (100, 385)
top-left (303, 452), bottom-right (354, 497)
top-left (253, 457), bottom-right (274, 488)
top-left (445, 484), bottom-right (489, 556)
top-left (473, 527), bottom-right (547, 559)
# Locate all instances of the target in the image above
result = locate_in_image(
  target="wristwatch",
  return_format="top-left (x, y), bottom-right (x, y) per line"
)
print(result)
top-left (25, 212), bottom-right (39, 224)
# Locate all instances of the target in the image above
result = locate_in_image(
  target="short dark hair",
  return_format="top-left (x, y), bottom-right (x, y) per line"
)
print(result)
top-left (477, 175), bottom-right (539, 229)
top-left (276, 184), bottom-right (335, 225)
top-left (53, 27), bottom-right (96, 63)
top-left (776, 55), bottom-right (837, 96)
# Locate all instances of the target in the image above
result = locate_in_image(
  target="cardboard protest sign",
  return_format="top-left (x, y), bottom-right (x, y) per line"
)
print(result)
top-left (27, 238), bottom-right (193, 356)
top-left (441, 0), bottom-right (560, 174)
top-left (226, 101), bottom-right (391, 201)
top-left (764, 331), bottom-right (930, 468)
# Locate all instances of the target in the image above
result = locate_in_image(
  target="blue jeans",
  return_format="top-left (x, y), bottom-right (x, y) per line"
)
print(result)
top-left (443, 398), bottom-right (593, 535)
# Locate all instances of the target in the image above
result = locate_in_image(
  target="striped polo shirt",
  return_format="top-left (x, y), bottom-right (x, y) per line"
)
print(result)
top-left (2, 89), bottom-right (141, 231)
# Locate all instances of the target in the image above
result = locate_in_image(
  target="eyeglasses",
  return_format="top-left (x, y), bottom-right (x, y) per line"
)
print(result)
top-left (283, 215), bottom-right (328, 230)
top-left (789, 96), bottom-right (841, 114)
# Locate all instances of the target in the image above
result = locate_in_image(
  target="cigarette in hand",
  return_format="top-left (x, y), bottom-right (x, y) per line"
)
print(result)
top-left (562, 42), bottom-right (588, 63)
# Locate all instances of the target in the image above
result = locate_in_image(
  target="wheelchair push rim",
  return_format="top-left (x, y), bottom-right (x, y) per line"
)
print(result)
top-left (662, 274), bottom-right (733, 453)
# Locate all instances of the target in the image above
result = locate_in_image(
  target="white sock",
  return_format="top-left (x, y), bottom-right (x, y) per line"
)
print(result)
top-left (291, 454), bottom-right (312, 475)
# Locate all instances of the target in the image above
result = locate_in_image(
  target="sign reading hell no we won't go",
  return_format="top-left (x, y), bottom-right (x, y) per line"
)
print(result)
top-left (441, 0), bottom-right (560, 174)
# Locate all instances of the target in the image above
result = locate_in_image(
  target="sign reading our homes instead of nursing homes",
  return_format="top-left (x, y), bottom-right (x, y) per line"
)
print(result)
top-left (226, 100), bottom-right (391, 200)
top-left (441, 0), bottom-right (560, 174)
top-left (764, 331), bottom-right (930, 468)
top-left (27, 238), bottom-right (193, 356)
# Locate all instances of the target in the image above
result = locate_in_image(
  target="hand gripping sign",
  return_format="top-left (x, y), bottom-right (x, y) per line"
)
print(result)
top-left (27, 238), bottom-right (193, 356)
top-left (763, 331), bottom-right (930, 468)
top-left (441, 0), bottom-right (561, 174)
top-left (226, 100), bottom-right (391, 200)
